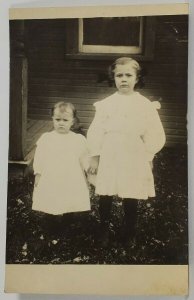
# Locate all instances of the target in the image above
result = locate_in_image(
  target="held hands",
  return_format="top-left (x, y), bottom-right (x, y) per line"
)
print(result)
top-left (34, 173), bottom-right (41, 187)
top-left (87, 157), bottom-right (153, 174)
top-left (87, 156), bottom-right (100, 175)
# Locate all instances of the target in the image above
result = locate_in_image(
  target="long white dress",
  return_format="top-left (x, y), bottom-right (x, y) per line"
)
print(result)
top-left (32, 131), bottom-right (90, 215)
top-left (87, 91), bottom-right (166, 200)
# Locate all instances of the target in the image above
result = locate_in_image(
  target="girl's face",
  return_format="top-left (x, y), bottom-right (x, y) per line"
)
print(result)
top-left (52, 109), bottom-right (74, 134)
top-left (114, 63), bottom-right (138, 95)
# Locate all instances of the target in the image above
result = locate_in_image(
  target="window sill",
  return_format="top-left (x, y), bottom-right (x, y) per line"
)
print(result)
top-left (65, 53), bottom-right (154, 61)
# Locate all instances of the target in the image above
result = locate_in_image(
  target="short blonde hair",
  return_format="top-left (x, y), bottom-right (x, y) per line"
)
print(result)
top-left (51, 102), bottom-right (76, 118)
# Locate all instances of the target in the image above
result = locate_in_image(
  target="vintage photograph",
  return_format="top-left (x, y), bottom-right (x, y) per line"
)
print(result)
top-left (6, 12), bottom-right (188, 269)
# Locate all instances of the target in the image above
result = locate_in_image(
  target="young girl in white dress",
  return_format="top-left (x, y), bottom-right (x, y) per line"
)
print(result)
top-left (87, 57), bottom-right (166, 246)
top-left (32, 102), bottom-right (90, 234)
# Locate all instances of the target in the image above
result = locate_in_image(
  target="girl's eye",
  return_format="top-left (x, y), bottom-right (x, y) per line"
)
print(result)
top-left (55, 119), bottom-right (60, 121)
top-left (126, 74), bottom-right (132, 77)
top-left (116, 74), bottom-right (122, 78)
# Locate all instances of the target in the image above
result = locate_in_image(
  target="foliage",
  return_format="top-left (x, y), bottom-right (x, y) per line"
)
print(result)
top-left (6, 147), bottom-right (188, 265)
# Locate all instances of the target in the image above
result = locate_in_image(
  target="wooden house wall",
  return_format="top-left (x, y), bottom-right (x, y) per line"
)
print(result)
top-left (27, 16), bottom-right (188, 146)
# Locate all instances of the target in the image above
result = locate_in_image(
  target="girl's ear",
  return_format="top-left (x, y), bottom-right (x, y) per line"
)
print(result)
top-left (135, 75), bottom-right (139, 84)
top-left (70, 117), bottom-right (75, 128)
top-left (71, 116), bottom-right (79, 130)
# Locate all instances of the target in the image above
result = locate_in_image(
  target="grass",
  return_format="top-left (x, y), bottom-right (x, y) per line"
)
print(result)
top-left (6, 147), bottom-right (188, 265)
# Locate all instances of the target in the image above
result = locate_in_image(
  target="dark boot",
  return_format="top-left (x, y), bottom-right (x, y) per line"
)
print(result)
top-left (121, 199), bottom-right (138, 247)
top-left (98, 196), bottom-right (113, 247)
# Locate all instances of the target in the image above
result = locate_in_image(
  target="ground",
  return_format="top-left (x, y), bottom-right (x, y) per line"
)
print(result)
top-left (6, 147), bottom-right (188, 265)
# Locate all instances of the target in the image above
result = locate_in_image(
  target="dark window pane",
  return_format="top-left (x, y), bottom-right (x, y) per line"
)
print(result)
top-left (83, 17), bottom-right (142, 46)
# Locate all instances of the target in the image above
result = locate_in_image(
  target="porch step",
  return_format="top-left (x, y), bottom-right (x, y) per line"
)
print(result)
top-left (8, 147), bottom-right (36, 180)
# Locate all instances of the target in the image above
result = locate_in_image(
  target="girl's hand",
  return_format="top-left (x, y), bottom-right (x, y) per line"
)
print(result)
top-left (34, 173), bottom-right (41, 187)
top-left (88, 156), bottom-right (100, 175)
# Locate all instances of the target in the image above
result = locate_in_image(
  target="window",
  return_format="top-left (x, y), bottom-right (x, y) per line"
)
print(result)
top-left (79, 17), bottom-right (143, 54)
top-left (65, 16), bottom-right (156, 60)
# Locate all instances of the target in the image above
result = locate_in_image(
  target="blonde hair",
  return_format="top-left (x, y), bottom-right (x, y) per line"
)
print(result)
top-left (51, 102), bottom-right (76, 118)
top-left (110, 57), bottom-right (141, 77)
top-left (51, 101), bottom-right (83, 132)
top-left (108, 56), bottom-right (144, 88)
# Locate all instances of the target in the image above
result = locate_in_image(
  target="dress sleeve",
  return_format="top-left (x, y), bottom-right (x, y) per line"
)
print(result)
top-left (33, 133), bottom-right (47, 175)
top-left (87, 102), bottom-right (106, 156)
top-left (78, 135), bottom-right (90, 171)
top-left (142, 102), bottom-right (166, 161)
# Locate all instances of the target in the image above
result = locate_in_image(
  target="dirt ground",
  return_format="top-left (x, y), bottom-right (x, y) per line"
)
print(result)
top-left (6, 147), bottom-right (188, 265)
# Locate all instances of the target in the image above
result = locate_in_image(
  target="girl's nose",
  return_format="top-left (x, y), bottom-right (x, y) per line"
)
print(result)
top-left (122, 77), bottom-right (127, 82)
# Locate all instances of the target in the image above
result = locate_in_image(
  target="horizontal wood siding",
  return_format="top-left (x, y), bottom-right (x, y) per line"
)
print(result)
top-left (27, 16), bottom-right (188, 146)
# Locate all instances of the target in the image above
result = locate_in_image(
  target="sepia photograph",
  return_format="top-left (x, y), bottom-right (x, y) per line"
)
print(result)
top-left (5, 3), bottom-right (189, 295)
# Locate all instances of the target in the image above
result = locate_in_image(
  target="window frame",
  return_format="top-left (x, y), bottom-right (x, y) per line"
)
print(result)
top-left (78, 17), bottom-right (144, 55)
top-left (65, 16), bottom-right (156, 61)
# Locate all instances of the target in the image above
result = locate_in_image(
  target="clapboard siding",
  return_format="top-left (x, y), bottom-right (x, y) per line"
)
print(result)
top-left (27, 16), bottom-right (188, 146)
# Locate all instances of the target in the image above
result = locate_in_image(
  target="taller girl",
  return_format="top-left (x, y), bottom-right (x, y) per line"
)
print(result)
top-left (87, 57), bottom-right (166, 245)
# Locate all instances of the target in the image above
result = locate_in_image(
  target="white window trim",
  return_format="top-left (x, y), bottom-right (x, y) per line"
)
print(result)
top-left (78, 18), bottom-right (144, 54)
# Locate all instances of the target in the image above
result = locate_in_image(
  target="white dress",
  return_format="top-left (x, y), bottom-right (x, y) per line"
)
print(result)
top-left (87, 92), bottom-right (166, 200)
top-left (32, 131), bottom-right (90, 215)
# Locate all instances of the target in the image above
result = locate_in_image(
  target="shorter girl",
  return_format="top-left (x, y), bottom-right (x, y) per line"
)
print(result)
top-left (32, 102), bottom-right (90, 234)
